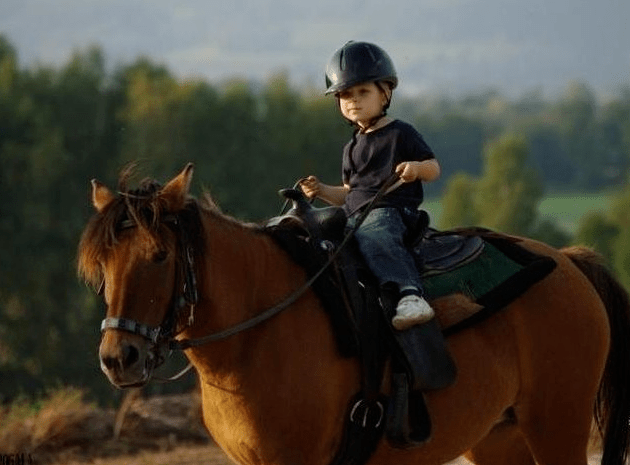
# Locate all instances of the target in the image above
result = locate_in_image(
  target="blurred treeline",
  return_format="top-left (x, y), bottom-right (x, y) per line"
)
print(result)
top-left (1, 33), bottom-right (629, 403)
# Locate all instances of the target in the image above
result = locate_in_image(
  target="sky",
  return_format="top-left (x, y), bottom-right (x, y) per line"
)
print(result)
top-left (1, 0), bottom-right (629, 98)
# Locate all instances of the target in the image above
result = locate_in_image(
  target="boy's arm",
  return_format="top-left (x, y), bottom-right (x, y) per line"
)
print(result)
top-left (396, 159), bottom-right (441, 183)
top-left (300, 176), bottom-right (349, 206)
top-left (319, 184), bottom-right (351, 206)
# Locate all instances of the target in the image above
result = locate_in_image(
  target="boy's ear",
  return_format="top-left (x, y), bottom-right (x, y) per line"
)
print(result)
top-left (91, 180), bottom-right (115, 213)
top-left (160, 163), bottom-right (194, 212)
top-left (380, 84), bottom-right (392, 104)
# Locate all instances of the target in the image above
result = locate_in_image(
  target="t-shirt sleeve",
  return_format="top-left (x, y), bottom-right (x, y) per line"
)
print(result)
top-left (404, 127), bottom-right (435, 162)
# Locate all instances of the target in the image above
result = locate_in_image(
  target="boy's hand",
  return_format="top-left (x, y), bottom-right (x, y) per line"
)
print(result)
top-left (299, 176), bottom-right (321, 199)
top-left (395, 159), bottom-right (441, 183)
top-left (395, 162), bottom-right (420, 183)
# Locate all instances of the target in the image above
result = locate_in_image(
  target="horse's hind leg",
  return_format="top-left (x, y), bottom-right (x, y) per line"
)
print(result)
top-left (515, 400), bottom-right (592, 465)
top-left (504, 249), bottom-right (608, 465)
top-left (465, 421), bottom-right (535, 465)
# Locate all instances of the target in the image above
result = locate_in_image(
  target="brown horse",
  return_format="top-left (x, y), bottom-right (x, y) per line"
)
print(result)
top-left (78, 164), bottom-right (630, 465)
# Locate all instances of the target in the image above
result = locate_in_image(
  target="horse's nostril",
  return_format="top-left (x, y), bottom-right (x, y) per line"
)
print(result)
top-left (101, 343), bottom-right (140, 373)
top-left (122, 343), bottom-right (140, 369)
top-left (102, 355), bottom-right (118, 371)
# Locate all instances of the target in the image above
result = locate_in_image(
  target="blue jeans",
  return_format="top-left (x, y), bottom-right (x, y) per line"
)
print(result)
top-left (348, 207), bottom-right (423, 292)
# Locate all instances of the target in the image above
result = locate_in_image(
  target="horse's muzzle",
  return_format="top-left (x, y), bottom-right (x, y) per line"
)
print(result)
top-left (99, 332), bottom-right (154, 388)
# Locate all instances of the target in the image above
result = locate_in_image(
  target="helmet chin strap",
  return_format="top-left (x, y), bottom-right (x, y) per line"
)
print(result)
top-left (358, 114), bottom-right (387, 133)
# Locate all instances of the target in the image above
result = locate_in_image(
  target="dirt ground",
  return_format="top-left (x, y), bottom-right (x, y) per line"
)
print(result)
top-left (52, 443), bottom-right (473, 465)
top-left (48, 444), bottom-right (603, 465)
top-left (30, 392), bottom-right (601, 465)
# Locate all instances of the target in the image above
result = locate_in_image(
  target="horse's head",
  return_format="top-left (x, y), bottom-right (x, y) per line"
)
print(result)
top-left (78, 164), bottom-right (200, 388)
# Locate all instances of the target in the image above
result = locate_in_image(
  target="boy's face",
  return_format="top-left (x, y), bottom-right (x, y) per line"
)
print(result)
top-left (337, 82), bottom-right (389, 128)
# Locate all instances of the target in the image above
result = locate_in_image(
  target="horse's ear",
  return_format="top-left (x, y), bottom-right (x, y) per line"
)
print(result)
top-left (91, 179), bottom-right (115, 213)
top-left (161, 163), bottom-right (194, 212)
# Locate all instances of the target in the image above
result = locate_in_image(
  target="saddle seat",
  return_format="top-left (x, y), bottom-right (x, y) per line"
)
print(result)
top-left (269, 188), bottom-right (484, 272)
top-left (416, 230), bottom-right (484, 276)
top-left (267, 188), bottom-right (462, 447)
top-left (268, 189), bottom-right (463, 385)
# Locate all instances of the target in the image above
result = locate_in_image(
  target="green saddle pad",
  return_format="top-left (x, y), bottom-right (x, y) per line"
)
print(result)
top-left (424, 242), bottom-right (522, 299)
top-left (422, 234), bottom-right (557, 336)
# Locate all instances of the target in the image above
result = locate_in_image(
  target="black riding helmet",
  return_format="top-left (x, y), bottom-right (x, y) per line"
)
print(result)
top-left (324, 41), bottom-right (398, 95)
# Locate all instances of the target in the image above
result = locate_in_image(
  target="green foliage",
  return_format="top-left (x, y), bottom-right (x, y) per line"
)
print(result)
top-left (574, 211), bottom-right (619, 265)
top-left (1, 33), bottom-right (630, 403)
top-left (573, 179), bottom-right (630, 289)
top-left (439, 173), bottom-right (478, 228)
top-left (438, 132), bottom-right (572, 247)
top-left (609, 184), bottom-right (630, 288)
top-left (530, 219), bottom-right (572, 249)
top-left (564, 170), bottom-right (630, 296)
top-left (440, 134), bottom-right (543, 234)
top-left (474, 134), bottom-right (543, 235)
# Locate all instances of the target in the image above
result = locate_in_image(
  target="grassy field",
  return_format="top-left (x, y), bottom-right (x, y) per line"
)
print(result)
top-left (424, 191), bottom-right (615, 234)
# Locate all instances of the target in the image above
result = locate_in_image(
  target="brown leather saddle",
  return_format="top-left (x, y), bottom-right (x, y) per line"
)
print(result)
top-left (267, 188), bottom-right (556, 454)
top-left (267, 189), bottom-right (480, 447)
top-left (270, 188), bottom-right (484, 280)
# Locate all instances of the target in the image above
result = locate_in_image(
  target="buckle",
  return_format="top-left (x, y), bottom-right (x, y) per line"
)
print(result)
top-left (350, 399), bottom-right (384, 429)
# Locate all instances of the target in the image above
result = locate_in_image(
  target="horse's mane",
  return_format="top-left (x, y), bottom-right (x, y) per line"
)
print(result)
top-left (77, 172), bottom-right (229, 289)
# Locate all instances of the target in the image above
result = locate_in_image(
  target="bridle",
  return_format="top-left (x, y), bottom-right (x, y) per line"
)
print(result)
top-left (98, 175), bottom-right (401, 381)
top-left (99, 214), bottom-right (199, 377)
top-left (97, 207), bottom-right (329, 382)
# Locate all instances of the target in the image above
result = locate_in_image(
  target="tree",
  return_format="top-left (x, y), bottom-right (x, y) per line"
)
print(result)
top-left (0, 42), bottom-right (118, 401)
top-left (4, 31), bottom-right (630, 403)
top-left (609, 182), bottom-right (630, 288)
top-left (439, 132), bottom-right (571, 245)
top-left (572, 171), bottom-right (630, 289)
top-left (552, 81), bottom-right (602, 189)
top-left (414, 113), bottom-right (488, 192)
top-left (0, 35), bottom-right (18, 97)
top-left (474, 134), bottom-right (543, 235)
top-left (599, 87), bottom-right (630, 186)
top-left (440, 134), bottom-right (543, 233)
top-left (438, 173), bottom-right (478, 228)
top-left (574, 211), bottom-right (619, 265)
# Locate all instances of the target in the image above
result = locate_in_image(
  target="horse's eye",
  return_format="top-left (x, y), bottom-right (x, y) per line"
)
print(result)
top-left (153, 250), bottom-right (168, 263)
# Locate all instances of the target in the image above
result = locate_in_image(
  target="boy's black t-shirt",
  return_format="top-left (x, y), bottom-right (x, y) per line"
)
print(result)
top-left (342, 119), bottom-right (435, 214)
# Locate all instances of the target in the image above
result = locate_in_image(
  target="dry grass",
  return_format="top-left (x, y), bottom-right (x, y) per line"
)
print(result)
top-left (0, 386), bottom-right (102, 455)
top-left (0, 387), bottom-right (210, 464)
top-left (0, 386), bottom-right (607, 465)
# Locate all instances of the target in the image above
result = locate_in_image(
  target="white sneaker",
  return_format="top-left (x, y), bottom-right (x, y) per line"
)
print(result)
top-left (392, 295), bottom-right (435, 330)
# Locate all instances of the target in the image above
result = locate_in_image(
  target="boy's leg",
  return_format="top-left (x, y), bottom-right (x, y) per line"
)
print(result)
top-left (353, 208), bottom-right (433, 329)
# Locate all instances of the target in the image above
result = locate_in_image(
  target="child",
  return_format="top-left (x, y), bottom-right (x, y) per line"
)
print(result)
top-left (300, 41), bottom-right (440, 331)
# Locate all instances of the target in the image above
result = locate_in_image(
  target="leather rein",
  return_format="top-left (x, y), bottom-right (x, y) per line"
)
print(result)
top-left (98, 210), bottom-right (341, 369)
top-left (98, 176), bottom-right (400, 380)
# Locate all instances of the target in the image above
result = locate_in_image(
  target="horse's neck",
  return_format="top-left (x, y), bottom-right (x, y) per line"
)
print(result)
top-left (203, 216), bottom-right (301, 321)
top-left (184, 213), bottom-right (329, 379)
top-left (183, 212), bottom-right (360, 463)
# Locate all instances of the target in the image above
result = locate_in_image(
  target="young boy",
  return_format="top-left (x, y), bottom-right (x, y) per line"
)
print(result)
top-left (300, 41), bottom-right (440, 331)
